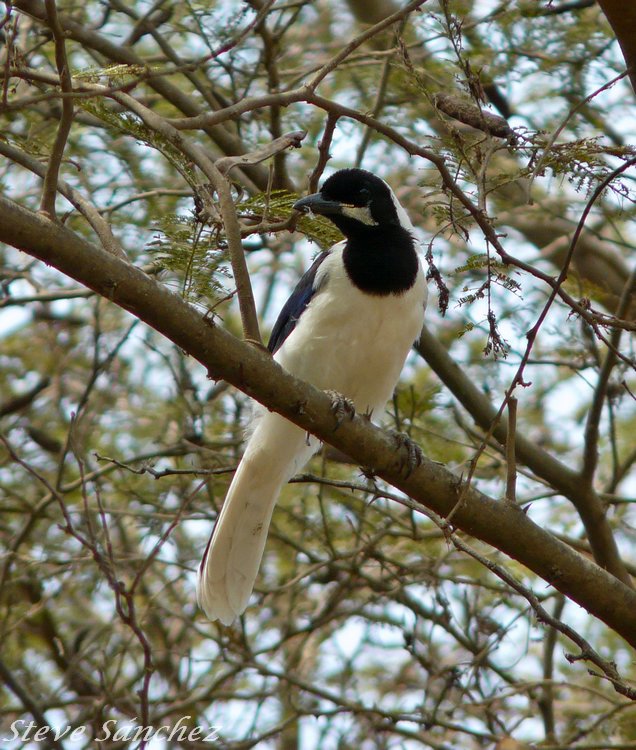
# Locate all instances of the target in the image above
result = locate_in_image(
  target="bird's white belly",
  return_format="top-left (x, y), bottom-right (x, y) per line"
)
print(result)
top-left (275, 253), bottom-right (427, 416)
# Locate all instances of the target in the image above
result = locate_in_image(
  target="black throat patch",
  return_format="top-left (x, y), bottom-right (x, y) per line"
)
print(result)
top-left (342, 225), bottom-right (420, 296)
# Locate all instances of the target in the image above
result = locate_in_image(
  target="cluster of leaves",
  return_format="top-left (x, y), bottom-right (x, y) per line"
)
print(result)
top-left (147, 215), bottom-right (230, 304)
top-left (528, 135), bottom-right (636, 198)
top-left (239, 191), bottom-right (344, 249)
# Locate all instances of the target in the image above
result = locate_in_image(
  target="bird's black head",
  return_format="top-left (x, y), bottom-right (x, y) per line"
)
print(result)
top-left (293, 168), bottom-right (420, 296)
top-left (293, 168), bottom-right (409, 237)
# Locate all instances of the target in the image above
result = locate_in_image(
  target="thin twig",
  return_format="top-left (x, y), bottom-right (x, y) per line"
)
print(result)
top-left (528, 70), bottom-right (629, 194)
top-left (306, 0), bottom-right (428, 91)
top-left (0, 657), bottom-right (65, 750)
top-left (442, 523), bottom-right (636, 701)
top-left (538, 594), bottom-right (565, 742)
top-left (107, 87), bottom-right (263, 342)
top-left (582, 261), bottom-right (636, 482)
top-left (355, 37), bottom-right (397, 167)
top-left (505, 397), bottom-right (517, 504)
top-left (309, 112), bottom-right (339, 193)
top-left (447, 156), bottom-right (636, 580)
top-left (40, 0), bottom-right (74, 219)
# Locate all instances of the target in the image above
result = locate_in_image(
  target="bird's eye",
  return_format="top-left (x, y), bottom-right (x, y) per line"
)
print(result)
top-left (359, 187), bottom-right (371, 203)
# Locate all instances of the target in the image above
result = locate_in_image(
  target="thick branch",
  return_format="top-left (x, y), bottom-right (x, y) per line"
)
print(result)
top-left (1, 194), bottom-right (636, 647)
top-left (0, 140), bottom-right (126, 257)
top-left (416, 326), bottom-right (633, 587)
top-left (597, 0), bottom-right (636, 98)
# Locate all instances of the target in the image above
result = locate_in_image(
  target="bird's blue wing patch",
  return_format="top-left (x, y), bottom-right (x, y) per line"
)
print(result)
top-left (268, 251), bottom-right (329, 354)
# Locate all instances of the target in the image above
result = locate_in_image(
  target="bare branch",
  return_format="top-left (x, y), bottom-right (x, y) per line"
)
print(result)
top-left (416, 325), bottom-right (633, 587)
top-left (216, 130), bottom-right (306, 175)
top-left (107, 86), bottom-right (262, 342)
top-left (582, 263), bottom-right (636, 482)
top-left (0, 140), bottom-right (127, 257)
top-left (0, 377), bottom-right (50, 417)
top-left (39, 0), bottom-right (74, 219)
top-left (505, 397), bottom-right (517, 504)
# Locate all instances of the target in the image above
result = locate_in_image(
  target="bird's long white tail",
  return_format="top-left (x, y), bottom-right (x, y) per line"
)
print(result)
top-left (196, 411), bottom-right (319, 624)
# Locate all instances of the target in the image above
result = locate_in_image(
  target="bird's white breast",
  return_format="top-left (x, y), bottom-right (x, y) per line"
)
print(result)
top-left (274, 246), bottom-right (427, 417)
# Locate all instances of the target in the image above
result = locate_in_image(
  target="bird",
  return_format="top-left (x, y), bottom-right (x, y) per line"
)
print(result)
top-left (196, 167), bottom-right (428, 624)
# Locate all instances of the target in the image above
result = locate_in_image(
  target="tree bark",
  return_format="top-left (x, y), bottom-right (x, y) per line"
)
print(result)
top-left (598, 0), bottom-right (636, 97)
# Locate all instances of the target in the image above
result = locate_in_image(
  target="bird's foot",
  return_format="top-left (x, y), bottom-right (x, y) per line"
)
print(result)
top-left (391, 431), bottom-right (424, 477)
top-left (325, 390), bottom-right (356, 429)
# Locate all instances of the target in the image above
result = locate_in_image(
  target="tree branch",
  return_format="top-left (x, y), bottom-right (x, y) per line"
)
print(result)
top-left (2, 193), bottom-right (636, 647)
top-left (0, 140), bottom-right (126, 258)
top-left (106, 86), bottom-right (262, 343)
top-left (416, 325), bottom-right (633, 587)
top-left (39, 0), bottom-right (74, 219)
top-left (597, 0), bottom-right (636, 98)
top-left (582, 262), bottom-right (636, 482)
top-left (12, 0), bottom-right (273, 192)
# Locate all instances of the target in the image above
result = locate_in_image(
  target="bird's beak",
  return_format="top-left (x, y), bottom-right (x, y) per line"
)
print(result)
top-left (293, 192), bottom-right (343, 216)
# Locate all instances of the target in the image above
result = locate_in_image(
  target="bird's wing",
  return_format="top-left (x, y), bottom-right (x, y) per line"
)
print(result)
top-left (267, 249), bottom-right (331, 354)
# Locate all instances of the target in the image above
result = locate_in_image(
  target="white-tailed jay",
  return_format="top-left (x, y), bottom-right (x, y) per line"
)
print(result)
top-left (197, 168), bottom-right (428, 624)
